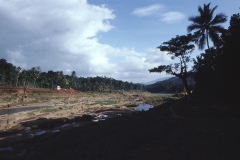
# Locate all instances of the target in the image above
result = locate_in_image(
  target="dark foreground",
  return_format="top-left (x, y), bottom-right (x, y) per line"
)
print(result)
top-left (0, 98), bottom-right (240, 160)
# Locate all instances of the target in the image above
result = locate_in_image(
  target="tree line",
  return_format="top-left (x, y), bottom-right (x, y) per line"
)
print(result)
top-left (149, 3), bottom-right (240, 100)
top-left (0, 59), bottom-right (144, 92)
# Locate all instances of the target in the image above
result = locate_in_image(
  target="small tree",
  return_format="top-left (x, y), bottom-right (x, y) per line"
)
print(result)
top-left (149, 34), bottom-right (195, 96)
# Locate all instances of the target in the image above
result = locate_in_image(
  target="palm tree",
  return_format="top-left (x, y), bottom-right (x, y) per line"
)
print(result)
top-left (187, 3), bottom-right (227, 50)
top-left (15, 67), bottom-right (21, 87)
top-left (30, 66), bottom-right (41, 88)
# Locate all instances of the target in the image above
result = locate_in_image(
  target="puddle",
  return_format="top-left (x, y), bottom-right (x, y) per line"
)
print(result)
top-left (35, 130), bottom-right (46, 136)
top-left (134, 104), bottom-right (153, 111)
top-left (58, 124), bottom-right (70, 128)
top-left (96, 114), bottom-right (108, 118)
top-left (0, 106), bottom-right (48, 115)
top-left (92, 114), bottom-right (108, 122)
top-left (25, 129), bottom-right (31, 133)
top-left (18, 149), bottom-right (26, 156)
top-left (0, 147), bottom-right (14, 152)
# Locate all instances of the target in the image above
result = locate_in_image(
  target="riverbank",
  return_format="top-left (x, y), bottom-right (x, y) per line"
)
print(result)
top-left (1, 89), bottom-right (239, 159)
top-left (0, 89), bottom-right (175, 146)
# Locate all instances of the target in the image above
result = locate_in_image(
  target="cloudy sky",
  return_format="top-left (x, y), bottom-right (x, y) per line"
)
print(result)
top-left (0, 0), bottom-right (239, 83)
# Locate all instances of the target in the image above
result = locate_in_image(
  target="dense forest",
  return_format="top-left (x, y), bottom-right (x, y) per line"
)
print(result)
top-left (0, 59), bottom-right (144, 92)
top-left (145, 76), bottom-right (195, 93)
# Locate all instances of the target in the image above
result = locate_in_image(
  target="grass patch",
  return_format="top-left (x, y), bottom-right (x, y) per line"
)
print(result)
top-left (86, 100), bottom-right (117, 106)
top-left (62, 105), bottom-right (74, 110)
top-left (27, 105), bottom-right (72, 116)
top-left (27, 106), bottom-right (60, 113)
top-left (3, 95), bottom-right (16, 102)
top-left (143, 94), bottom-right (180, 106)
top-left (40, 107), bottom-right (59, 113)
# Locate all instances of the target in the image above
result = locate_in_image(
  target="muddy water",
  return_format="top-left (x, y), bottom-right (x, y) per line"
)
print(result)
top-left (0, 106), bottom-right (48, 115)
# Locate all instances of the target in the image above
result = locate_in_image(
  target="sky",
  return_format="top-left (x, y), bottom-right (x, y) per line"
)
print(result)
top-left (0, 0), bottom-right (239, 83)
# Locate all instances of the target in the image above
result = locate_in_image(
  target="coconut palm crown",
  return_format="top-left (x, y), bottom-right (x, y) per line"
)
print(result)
top-left (187, 3), bottom-right (227, 50)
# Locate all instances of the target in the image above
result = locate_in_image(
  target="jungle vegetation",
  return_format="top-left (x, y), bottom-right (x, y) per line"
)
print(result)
top-left (149, 3), bottom-right (240, 101)
top-left (0, 60), bottom-right (144, 92)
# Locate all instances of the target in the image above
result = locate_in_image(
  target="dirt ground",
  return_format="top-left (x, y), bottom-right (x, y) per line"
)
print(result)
top-left (0, 88), bottom-right (168, 146)
top-left (0, 89), bottom-right (240, 159)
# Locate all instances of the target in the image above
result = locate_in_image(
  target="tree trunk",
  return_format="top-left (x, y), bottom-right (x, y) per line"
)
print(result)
top-left (181, 77), bottom-right (191, 98)
top-left (15, 75), bottom-right (19, 87)
top-left (23, 82), bottom-right (29, 94)
top-left (206, 30), bottom-right (210, 49)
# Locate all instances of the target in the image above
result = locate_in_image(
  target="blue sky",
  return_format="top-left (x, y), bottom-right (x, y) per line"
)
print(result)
top-left (0, 0), bottom-right (239, 83)
top-left (90, 0), bottom-right (238, 50)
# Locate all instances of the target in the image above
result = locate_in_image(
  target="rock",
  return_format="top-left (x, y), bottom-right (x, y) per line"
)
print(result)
top-left (7, 104), bottom-right (13, 108)
top-left (82, 115), bottom-right (93, 121)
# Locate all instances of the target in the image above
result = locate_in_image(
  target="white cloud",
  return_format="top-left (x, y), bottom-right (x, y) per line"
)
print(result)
top-left (7, 49), bottom-right (27, 68)
top-left (161, 12), bottom-right (185, 23)
top-left (132, 4), bottom-right (185, 24)
top-left (132, 4), bottom-right (165, 17)
top-left (0, 0), bottom-right (170, 83)
top-left (144, 48), bottom-right (171, 63)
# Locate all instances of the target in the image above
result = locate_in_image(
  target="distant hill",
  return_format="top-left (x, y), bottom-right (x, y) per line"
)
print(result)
top-left (141, 77), bottom-right (173, 85)
top-left (145, 76), bottom-right (195, 93)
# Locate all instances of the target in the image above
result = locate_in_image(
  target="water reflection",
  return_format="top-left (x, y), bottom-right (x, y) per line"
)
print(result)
top-left (134, 104), bottom-right (153, 111)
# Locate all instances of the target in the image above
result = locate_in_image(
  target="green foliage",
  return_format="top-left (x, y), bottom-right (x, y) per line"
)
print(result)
top-left (39, 107), bottom-right (60, 113)
top-left (0, 59), bottom-right (144, 92)
top-left (149, 34), bottom-right (195, 96)
top-left (192, 12), bottom-right (240, 102)
top-left (86, 100), bottom-right (117, 106)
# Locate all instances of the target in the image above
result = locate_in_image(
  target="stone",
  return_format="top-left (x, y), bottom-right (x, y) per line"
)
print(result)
top-left (82, 115), bottom-right (93, 121)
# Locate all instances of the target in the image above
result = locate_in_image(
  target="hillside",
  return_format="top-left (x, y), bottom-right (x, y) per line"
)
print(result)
top-left (140, 77), bottom-right (172, 85)
top-left (145, 76), bottom-right (195, 93)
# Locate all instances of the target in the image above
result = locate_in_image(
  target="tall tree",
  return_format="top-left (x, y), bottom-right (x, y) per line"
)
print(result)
top-left (149, 34), bottom-right (195, 96)
top-left (0, 59), bottom-right (15, 86)
top-left (47, 70), bottom-right (55, 89)
top-left (219, 13), bottom-right (240, 98)
top-left (15, 67), bottom-right (22, 87)
top-left (70, 71), bottom-right (77, 89)
top-left (30, 66), bottom-right (41, 88)
top-left (187, 3), bottom-right (227, 50)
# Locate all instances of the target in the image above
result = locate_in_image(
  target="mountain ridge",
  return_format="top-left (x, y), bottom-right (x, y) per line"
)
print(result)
top-left (140, 77), bottom-right (173, 85)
